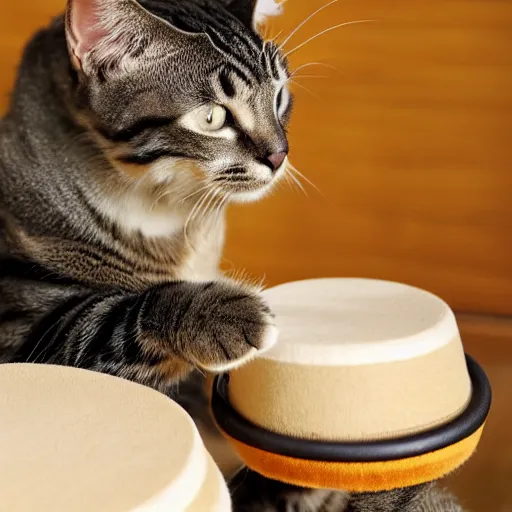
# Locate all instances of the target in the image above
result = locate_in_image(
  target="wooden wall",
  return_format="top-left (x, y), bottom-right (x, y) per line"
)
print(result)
top-left (1, 0), bottom-right (511, 318)
top-left (1, 2), bottom-right (511, 510)
top-left (226, 0), bottom-right (512, 317)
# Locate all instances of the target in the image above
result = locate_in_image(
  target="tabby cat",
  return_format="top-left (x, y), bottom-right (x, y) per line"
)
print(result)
top-left (0, 0), bottom-right (463, 510)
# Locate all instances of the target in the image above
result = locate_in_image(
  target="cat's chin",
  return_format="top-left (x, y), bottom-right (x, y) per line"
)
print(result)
top-left (229, 183), bottom-right (275, 204)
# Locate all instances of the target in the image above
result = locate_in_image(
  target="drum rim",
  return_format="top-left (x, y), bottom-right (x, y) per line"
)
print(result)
top-left (211, 354), bottom-right (491, 462)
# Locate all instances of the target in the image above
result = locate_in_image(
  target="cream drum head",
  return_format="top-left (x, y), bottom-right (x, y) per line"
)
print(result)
top-left (0, 363), bottom-right (231, 511)
top-left (212, 278), bottom-right (491, 491)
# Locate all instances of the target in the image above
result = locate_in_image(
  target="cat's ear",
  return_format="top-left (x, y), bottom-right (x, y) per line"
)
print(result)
top-left (253, 0), bottom-right (285, 27)
top-left (219, 0), bottom-right (284, 30)
top-left (65, 0), bottom-right (180, 77)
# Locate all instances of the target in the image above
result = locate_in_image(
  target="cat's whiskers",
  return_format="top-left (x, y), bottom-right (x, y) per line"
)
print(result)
top-left (149, 188), bottom-right (174, 211)
top-left (211, 193), bottom-right (229, 230)
top-left (192, 186), bottom-right (217, 221)
top-left (261, 21), bottom-right (270, 40)
top-left (283, 171), bottom-right (302, 195)
top-left (183, 188), bottom-right (214, 247)
top-left (199, 187), bottom-right (222, 225)
top-left (285, 167), bottom-right (307, 196)
top-left (219, 194), bottom-right (230, 223)
top-left (183, 184), bottom-right (227, 247)
top-left (27, 318), bottom-right (63, 363)
top-left (179, 182), bottom-right (213, 204)
top-left (282, 174), bottom-right (293, 194)
top-left (284, 20), bottom-right (376, 59)
top-left (291, 74), bottom-right (330, 80)
top-left (260, 39), bottom-right (268, 59)
top-left (289, 61), bottom-right (337, 79)
top-left (274, 0), bottom-right (339, 56)
top-left (261, 29), bottom-right (282, 72)
top-left (264, 29), bottom-right (283, 50)
top-left (288, 160), bottom-right (326, 198)
top-left (288, 79), bottom-right (322, 101)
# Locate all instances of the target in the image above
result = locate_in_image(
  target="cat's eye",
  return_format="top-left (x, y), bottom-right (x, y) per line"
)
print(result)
top-left (201, 104), bottom-right (227, 131)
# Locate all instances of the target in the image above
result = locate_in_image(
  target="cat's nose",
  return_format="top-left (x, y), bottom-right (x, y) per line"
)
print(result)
top-left (266, 151), bottom-right (288, 171)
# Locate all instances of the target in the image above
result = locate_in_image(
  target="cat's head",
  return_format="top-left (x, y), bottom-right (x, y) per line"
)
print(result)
top-left (66, 0), bottom-right (292, 203)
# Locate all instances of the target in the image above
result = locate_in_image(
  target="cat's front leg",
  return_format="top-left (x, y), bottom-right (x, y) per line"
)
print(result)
top-left (10, 278), bottom-right (276, 385)
top-left (139, 279), bottom-right (278, 372)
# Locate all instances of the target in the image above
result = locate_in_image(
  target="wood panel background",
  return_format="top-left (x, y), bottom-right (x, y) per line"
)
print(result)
top-left (1, 1), bottom-right (511, 316)
top-left (225, 0), bottom-right (512, 318)
top-left (1, 1), bottom-right (511, 510)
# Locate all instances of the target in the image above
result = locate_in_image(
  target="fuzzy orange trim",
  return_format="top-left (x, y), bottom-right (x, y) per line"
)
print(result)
top-left (225, 426), bottom-right (484, 492)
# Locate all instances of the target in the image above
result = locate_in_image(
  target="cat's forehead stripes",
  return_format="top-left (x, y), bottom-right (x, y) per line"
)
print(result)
top-left (68, 0), bottom-right (291, 174)
top-left (213, 65), bottom-right (284, 136)
top-left (212, 71), bottom-right (254, 132)
top-left (216, 66), bottom-right (253, 98)
top-left (138, 0), bottom-right (265, 77)
top-left (218, 69), bottom-right (237, 98)
top-left (138, 0), bottom-right (291, 87)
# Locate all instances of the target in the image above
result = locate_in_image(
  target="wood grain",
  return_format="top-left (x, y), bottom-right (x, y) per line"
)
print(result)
top-left (1, 0), bottom-right (511, 316)
top-left (1, 3), bottom-right (511, 510)
top-left (224, 0), bottom-right (512, 317)
top-left (447, 363), bottom-right (512, 511)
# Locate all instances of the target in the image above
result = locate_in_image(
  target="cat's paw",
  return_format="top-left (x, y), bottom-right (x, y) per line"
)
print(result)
top-left (182, 280), bottom-right (278, 372)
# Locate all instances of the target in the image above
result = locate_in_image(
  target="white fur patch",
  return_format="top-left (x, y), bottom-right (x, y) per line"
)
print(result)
top-left (97, 192), bottom-right (186, 238)
top-left (254, 0), bottom-right (285, 25)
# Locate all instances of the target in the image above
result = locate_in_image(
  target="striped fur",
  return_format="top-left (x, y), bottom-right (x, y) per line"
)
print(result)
top-left (0, 0), bottom-right (463, 510)
top-left (230, 470), bottom-right (464, 512)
